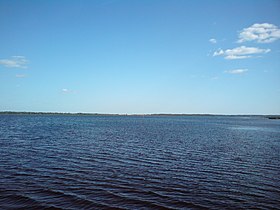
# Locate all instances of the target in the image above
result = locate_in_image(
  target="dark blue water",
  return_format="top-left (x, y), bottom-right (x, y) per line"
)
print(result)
top-left (0, 115), bottom-right (279, 209)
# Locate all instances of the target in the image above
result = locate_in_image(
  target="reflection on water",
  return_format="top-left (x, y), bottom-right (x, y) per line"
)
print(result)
top-left (0, 115), bottom-right (279, 209)
top-left (229, 125), bottom-right (279, 132)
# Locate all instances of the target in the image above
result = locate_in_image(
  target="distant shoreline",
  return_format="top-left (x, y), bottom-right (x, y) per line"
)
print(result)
top-left (0, 111), bottom-right (279, 119)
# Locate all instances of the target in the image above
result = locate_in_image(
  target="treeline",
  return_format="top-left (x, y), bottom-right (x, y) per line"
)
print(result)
top-left (0, 111), bottom-right (109, 116)
top-left (0, 111), bottom-right (279, 119)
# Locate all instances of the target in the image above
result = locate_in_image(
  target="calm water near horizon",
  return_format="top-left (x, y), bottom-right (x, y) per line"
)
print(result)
top-left (0, 115), bottom-right (279, 209)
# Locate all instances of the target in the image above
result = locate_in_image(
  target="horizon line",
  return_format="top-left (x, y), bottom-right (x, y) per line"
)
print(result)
top-left (0, 111), bottom-right (279, 117)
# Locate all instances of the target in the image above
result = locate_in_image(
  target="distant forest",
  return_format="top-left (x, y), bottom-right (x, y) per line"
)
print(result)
top-left (0, 111), bottom-right (279, 119)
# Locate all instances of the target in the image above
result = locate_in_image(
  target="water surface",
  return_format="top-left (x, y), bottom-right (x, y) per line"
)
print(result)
top-left (0, 115), bottom-right (279, 209)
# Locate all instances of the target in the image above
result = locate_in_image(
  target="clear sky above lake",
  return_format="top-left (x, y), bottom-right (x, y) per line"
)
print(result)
top-left (0, 0), bottom-right (280, 114)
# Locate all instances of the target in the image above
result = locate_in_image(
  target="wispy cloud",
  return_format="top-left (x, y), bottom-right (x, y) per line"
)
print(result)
top-left (238, 23), bottom-right (280, 43)
top-left (0, 56), bottom-right (28, 68)
top-left (213, 46), bottom-right (270, 59)
top-left (209, 38), bottom-right (217, 44)
top-left (225, 69), bottom-right (248, 74)
top-left (62, 88), bottom-right (70, 93)
top-left (211, 76), bottom-right (219, 80)
top-left (15, 74), bottom-right (26, 78)
top-left (62, 88), bottom-right (77, 94)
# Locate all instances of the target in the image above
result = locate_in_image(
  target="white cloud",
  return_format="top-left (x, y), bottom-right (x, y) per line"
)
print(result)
top-left (15, 74), bottom-right (26, 78)
top-left (62, 88), bottom-right (77, 94)
top-left (211, 76), bottom-right (219, 80)
top-left (225, 69), bottom-right (248, 74)
top-left (62, 88), bottom-right (69, 93)
top-left (238, 23), bottom-right (280, 43)
top-left (209, 38), bottom-right (217, 44)
top-left (213, 46), bottom-right (270, 59)
top-left (0, 56), bottom-right (28, 68)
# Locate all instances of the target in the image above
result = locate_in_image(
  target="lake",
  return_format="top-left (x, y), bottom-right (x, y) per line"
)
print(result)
top-left (0, 115), bottom-right (279, 209)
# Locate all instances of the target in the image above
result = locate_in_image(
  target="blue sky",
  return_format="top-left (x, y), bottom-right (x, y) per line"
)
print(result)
top-left (0, 0), bottom-right (280, 114)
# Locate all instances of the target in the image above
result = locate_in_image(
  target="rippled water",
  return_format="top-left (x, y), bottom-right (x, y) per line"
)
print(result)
top-left (0, 115), bottom-right (279, 209)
